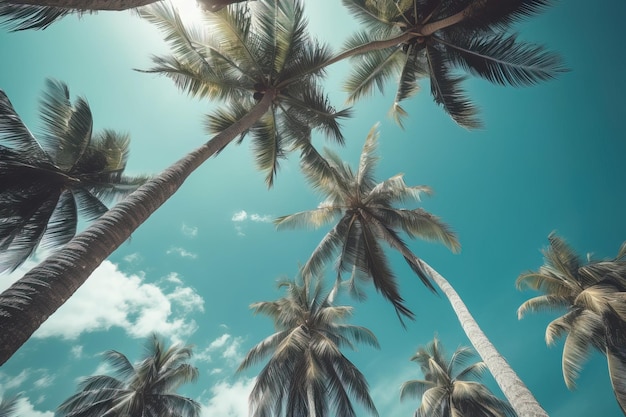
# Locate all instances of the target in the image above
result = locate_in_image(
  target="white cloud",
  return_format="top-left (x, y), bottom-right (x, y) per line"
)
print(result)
top-left (33, 374), bottom-right (54, 389)
top-left (181, 223), bottom-right (198, 238)
top-left (123, 252), bottom-right (142, 264)
top-left (34, 261), bottom-right (203, 342)
top-left (231, 210), bottom-right (273, 236)
top-left (231, 211), bottom-right (248, 222)
top-left (165, 272), bottom-right (184, 285)
top-left (0, 369), bottom-right (29, 391)
top-left (166, 247), bottom-right (198, 259)
top-left (70, 345), bottom-right (83, 359)
top-left (200, 378), bottom-right (255, 417)
top-left (168, 286), bottom-right (205, 313)
top-left (14, 397), bottom-right (54, 417)
top-left (195, 334), bottom-right (245, 366)
top-left (250, 214), bottom-right (272, 223)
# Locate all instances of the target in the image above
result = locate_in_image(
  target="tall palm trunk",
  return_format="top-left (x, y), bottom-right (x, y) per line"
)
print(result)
top-left (5, 0), bottom-right (156, 11)
top-left (415, 259), bottom-right (549, 417)
top-left (0, 93), bottom-right (274, 366)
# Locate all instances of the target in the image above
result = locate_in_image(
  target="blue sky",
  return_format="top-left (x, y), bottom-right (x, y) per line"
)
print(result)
top-left (0, 0), bottom-right (625, 416)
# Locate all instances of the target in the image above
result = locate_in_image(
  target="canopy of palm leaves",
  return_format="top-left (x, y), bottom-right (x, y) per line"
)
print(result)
top-left (517, 233), bottom-right (626, 414)
top-left (339, 0), bottom-right (565, 128)
top-left (275, 124), bottom-right (460, 321)
top-left (238, 275), bottom-right (379, 417)
top-left (400, 336), bottom-right (516, 417)
top-left (0, 79), bottom-right (146, 273)
top-left (140, 0), bottom-right (351, 186)
top-left (57, 333), bottom-right (200, 417)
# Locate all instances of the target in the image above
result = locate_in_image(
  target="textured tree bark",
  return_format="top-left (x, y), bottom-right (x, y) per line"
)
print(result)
top-left (416, 259), bottom-right (550, 417)
top-left (6, 0), bottom-right (156, 11)
top-left (0, 92), bottom-right (274, 366)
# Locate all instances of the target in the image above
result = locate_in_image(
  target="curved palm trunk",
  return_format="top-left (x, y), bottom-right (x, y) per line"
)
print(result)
top-left (0, 93), bottom-right (273, 366)
top-left (6, 0), bottom-right (156, 11)
top-left (415, 259), bottom-right (549, 417)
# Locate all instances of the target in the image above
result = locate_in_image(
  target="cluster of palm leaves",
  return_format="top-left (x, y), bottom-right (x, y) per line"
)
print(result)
top-left (401, 337), bottom-right (516, 417)
top-left (1, 0), bottom-right (620, 416)
top-left (239, 275), bottom-right (379, 417)
top-left (0, 79), bottom-right (146, 275)
top-left (517, 233), bottom-right (626, 413)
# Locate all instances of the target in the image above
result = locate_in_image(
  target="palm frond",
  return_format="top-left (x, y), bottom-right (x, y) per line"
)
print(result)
top-left (425, 44), bottom-right (481, 129)
top-left (605, 310), bottom-right (626, 414)
top-left (517, 294), bottom-right (571, 319)
top-left (442, 33), bottom-right (566, 87)
top-left (343, 33), bottom-right (404, 103)
top-left (341, 0), bottom-right (401, 36)
top-left (0, 89), bottom-right (47, 158)
top-left (400, 379), bottom-right (435, 401)
top-left (356, 124), bottom-right (380, 193)
top-left (0, 2), bottom-right (74, 30)
top-left (249, 109), bottom-right (283, 187)
top-left (275, 206), bottom-right (342, 230)
top-left (462, 0), bottom-right (554, 30)
top-left (389, 45), bottom-right (428, 128)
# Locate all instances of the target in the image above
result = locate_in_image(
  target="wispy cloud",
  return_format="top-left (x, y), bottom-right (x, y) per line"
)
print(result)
top-left (200, 377), bottom-right (255, 417)
top-left (123, 252), bottom-right (142, 264)
top-left (33, 374), bottom-right (55, 389)
top-left (70, 345), bottom-right (83, 359)
top-left (166, 247), bottom-right (198, 259)
top-left (231, 210), bottom-right (273, 236)
top-left (15, 396), bottom-right (54, 417)
top-left (182, 223), bottom-right (198, 238)
top-left (195, 333), bottom-right (245, 366)
top-left (34, 261), bottom-right (204, 342)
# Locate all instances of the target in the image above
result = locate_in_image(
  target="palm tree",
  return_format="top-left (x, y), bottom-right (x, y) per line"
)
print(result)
top-left (238, 274), bottom-right (379, 417)
top-left (517, 233), bottom-right (626, 414)
top-left (275, 124), bottom-right (548, 417)
top-left (0, 0), bottom-right (347, 365)
top-left (0, 395), bottom-right (20, 417)
top-left (0, 79), bottom-right (146, 275)
top-left (0, 0), bottom-right (246, 30)
top-left (401, 336), bottom-right (516, 417)
top-left (321, 0), bottom-right (565, 128)
top-left (57, 333), bottom-right (200, 417)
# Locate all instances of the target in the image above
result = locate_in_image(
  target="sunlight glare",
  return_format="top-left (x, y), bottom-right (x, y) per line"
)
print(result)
top-left (171, 0), bottom-right (206, 27)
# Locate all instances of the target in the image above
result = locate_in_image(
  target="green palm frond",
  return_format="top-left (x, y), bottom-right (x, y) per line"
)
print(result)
top-left (442, 32), bottom-right (566, 87)
top-left (356, 124), bottom-right (380, 192)
top-left (242, 275), bottom-right (378, 417)
top-left (426, 44), bottom-right (481, 129)
top-left (250, 109), bottom-right (283, 187)
top-left (404, 337), bottom-right (514, 417)
top-left (341, 0), bottom-right (402, 36)
top-left (462, 0), bottom-right (554, 30)
top-left (0, 90), bottom-right (48, 158)
top-left (59, 335), bottom-right (200, 417)
top-left (344, 34), bottom-right (404, 103)
top-left (0, 2), bottom-right (74, 31)
top-left (390, 45), bottom-right (428, 128)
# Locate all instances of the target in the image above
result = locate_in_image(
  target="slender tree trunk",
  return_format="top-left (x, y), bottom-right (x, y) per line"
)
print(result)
top-left (6, 0), bottom-right (156, 11)
top-left (0, 93), bottom-right (274, 366)
top-left (415, 259), bottom-right (549, 417)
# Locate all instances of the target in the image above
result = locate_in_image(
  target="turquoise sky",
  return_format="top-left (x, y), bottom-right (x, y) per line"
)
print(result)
top-left (0, 0), bottom-right (625, 416)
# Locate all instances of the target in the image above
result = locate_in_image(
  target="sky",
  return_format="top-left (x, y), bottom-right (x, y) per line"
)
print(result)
top-left (0, 0), bottom-right (625, 416)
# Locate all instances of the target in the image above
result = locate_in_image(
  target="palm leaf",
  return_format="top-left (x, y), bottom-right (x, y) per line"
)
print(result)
top-left (425, 44), bottom-right (481, 129)
top-left (605, 310), bottom-right (626, 414)
top-left (0, 2), bottom-right (73, 30)
top-left (517, 294), bottom-right (571, 319)
top-left (441, 32), bottom-right (566, 87)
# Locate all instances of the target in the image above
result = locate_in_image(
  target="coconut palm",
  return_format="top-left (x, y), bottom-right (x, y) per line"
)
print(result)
top-left (0, 79), bottom-right (146, 274)
top-left (517, 233), bottom-right (626, 414)
top-left (0, 0), bottom-right (246, 30)
top-left (275, 124), bottom-right (548, 416)
top-left (57, 333), bottom-right (200, 417)
top-left (238, 274), bottom-right (379, 417)
top-left (321, 0), bottom-right (565, 128)
top-left (401, 336), bottom-right (516, 417)
top-left (0, 0), bottom-right (347, 366)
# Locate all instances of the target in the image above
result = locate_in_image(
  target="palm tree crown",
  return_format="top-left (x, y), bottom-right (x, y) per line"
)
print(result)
top-left (337, 0), bottom-right (565, 128)
top-left (0, 79), bottom-right (145, 274)
top-left (57, 334), bottom-right (200, 417)
top-left (517, 233), bottom-right (626, 413)
top-left (141, 0), bottom-right (351, 186)
top-left (238, 275), bottom-right (379, 417)
top-left (275, 124), bottom-right (459, 321)
top-left (401, 336), bottom-right (516, 417)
